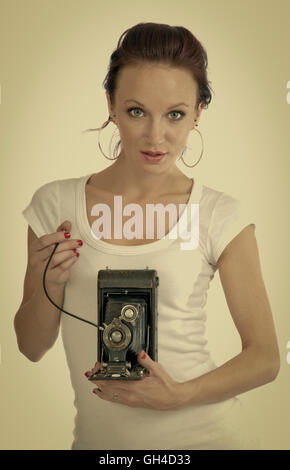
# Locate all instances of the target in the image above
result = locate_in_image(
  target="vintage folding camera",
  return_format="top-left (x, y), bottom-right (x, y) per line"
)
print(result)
top-left (88, 268), bottom-right (159, 381)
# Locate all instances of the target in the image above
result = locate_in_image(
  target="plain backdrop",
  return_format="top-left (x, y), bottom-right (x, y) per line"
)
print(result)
top-left (0, 0), bottom-right (289, 449)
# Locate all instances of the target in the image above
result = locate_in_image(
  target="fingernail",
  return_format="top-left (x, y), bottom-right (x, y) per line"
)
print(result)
top-left (64, 232), bottom-right (71, 238)
top-left (141, 351), bottom-right (146, 359)
top-left (84, 372), bottom-right (90, 377)
top-left (77, 240), bottom-right (83, 246)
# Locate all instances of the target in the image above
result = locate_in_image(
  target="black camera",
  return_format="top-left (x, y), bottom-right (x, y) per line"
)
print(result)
top-left (88, 268), bottom-right (159, 381)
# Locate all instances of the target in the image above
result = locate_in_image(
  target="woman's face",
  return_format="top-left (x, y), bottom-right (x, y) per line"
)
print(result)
top-left (106, 62), bottom-right (203, 173)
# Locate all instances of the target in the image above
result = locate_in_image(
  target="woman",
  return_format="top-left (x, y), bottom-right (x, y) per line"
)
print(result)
top-left (15, 22), bottom-right (280, 450)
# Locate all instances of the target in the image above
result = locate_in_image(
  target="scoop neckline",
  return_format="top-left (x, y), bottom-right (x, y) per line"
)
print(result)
top-left (76, 172), bottom-right (202, 255)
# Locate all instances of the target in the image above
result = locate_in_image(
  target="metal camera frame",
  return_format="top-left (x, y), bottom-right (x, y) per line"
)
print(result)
top-left (88, 268), bottom-right (159, 381)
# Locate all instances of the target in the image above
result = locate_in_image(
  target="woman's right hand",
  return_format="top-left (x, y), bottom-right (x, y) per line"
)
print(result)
top-left (28, 220), bottom-right (83, 288)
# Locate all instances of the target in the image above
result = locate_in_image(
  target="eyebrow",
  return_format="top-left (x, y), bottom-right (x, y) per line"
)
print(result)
top-left (124, 99), bottom-right (189, 109)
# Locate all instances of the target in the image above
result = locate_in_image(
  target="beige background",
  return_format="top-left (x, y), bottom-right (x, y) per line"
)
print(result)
top-left (1, 0), bottom-right (289, 450)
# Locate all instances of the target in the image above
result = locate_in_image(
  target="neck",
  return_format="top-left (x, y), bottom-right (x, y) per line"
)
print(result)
top-left (107, 150), bottom-right (185, 199)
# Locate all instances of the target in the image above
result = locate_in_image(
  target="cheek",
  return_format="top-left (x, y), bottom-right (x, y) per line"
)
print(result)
top-left (119, 122), bottom-right (142, 138)
top-left (119, 124), bottom-right (143, 144)
top-left (176, 129), bottom-right (190, 146)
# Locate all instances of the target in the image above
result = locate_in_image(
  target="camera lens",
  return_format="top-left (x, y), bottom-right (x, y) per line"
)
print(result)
top-left (110, 330), bottom-right (123, 343)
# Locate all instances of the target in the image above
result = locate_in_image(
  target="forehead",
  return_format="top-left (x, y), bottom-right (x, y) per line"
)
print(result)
top-left (115, 63), bottom-right (197, 101)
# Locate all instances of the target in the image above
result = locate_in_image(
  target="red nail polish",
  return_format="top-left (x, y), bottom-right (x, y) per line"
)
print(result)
top-left (77, 240), bottom-right (83, 246)
top-left (64, 232), bottom-right (71, 238)
top-left (141, 352), bottom-right (146, 359)
top-left (84, 372), bottom-right (90, 377)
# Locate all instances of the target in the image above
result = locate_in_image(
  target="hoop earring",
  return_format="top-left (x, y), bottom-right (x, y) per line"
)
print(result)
top-left (82, 115), bottom-right (121, 160)
top-left (97, 115), bottom-right (121, 161)
top-left (178, 126), bottom-right (204, 168)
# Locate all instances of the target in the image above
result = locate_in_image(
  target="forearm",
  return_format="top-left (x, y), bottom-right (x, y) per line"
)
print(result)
top-left (178, 346), bottom-right (279, 408)
top-left (14, 279), bottom-right (65, 362)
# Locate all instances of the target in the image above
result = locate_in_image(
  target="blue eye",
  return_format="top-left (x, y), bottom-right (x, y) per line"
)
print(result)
top-left (128, 107), bottom-right (143, 117)
top-left (169, 110), bottom-right (185, 120)
top-left (127, 107), bottom-right (185, 121)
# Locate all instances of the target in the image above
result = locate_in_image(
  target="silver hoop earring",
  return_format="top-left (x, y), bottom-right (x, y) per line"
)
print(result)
top-left (178, 126), bottom-right (204, 168)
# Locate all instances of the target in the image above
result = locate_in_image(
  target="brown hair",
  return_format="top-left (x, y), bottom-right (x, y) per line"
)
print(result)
top-left (84, 22), bottom-right (213, 156)
top-left (105, 22), bottom-right (213, 110)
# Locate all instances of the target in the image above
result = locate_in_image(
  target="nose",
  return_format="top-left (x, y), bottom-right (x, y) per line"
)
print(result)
top-left (145, 119), bottom-right (166, 145)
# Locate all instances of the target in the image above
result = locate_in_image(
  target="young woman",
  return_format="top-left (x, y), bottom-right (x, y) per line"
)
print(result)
top-left (15, 22), bottom-right (280, 450)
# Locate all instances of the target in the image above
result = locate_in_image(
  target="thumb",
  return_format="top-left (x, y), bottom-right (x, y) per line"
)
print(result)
top-left (85, 361), bottom-right (102, 378)
top-left (137, 350), bottom-right (154, 372)
top-left (91, 361), bottom-right (102, 373)
top-left (57, 220), bottom-right (72, 233)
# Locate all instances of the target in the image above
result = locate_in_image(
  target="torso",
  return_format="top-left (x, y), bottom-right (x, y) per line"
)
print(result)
top-left (85, 171), bottom-right (193, 246)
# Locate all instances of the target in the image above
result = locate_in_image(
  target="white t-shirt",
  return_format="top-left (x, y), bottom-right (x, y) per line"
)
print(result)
top-left (22, 172), bottom-right (261, 450)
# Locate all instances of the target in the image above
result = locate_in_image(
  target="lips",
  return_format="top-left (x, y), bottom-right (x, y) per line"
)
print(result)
top-left (141, 152), bottom-right (166, 163)
top-left (142, 151), bottom-right (166, 156)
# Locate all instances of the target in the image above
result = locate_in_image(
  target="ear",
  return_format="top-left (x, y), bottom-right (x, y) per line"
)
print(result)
top-left (105, 91), bottom-right (114, 120)
top-left (191, 101), bottom-right (203, 130)
top-left (197, 100), bottom-right (204, 119)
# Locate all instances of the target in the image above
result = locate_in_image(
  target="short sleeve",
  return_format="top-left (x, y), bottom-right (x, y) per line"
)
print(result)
top-left (22, 180), bottom-right (60, 238)
top-left (206, 192), bottom-right (256, 268)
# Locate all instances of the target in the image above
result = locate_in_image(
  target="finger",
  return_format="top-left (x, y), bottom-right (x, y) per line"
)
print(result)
top-left (84, 361), bottom-right (101, 378)
top-left (57, 220), bottom-right (72, 233)
top-left (92, 387), bottom-right (106, 397)
top-left (36, 231), bottom-right (72, 253)
top-left (44, 242), bottom-right (74, 258)
top-left (50, 251), bottom-right (79, 271)
top-left (29, 233), bottom-right (74, 269)
top-left (90, 361), bottom-right (102, 374)
top-left (37, 242), bottom-right (77, 269)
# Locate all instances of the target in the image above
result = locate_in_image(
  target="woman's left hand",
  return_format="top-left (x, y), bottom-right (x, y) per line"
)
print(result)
top-left (85, 350), bottom-right (184, 411)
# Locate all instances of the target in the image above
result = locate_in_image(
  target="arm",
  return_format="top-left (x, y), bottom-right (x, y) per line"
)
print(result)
top-left (14, 226), bottom-right (64, 362)
top-left (14, 279), bottom-right (64, 362)
top-left (178, 224), bottom-right (280, 408)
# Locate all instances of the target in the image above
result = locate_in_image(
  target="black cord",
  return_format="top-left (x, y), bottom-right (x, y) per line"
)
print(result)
top-left (42, 242), bottom-right (100, 329)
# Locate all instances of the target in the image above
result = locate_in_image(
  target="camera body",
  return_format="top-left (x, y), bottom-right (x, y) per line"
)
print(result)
top-left (88, 268), bottom-right (159, 381)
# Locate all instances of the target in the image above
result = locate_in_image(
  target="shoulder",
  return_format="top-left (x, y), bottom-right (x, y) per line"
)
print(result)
top-left (198, 184), bottom-right (240, 232)
top-left (32, 178), bottom-right (59, 196)
top-left (200, 184), bottom-right (246, 231)
top-left (25, 175), bottom-right (85, 216)
top-left (198, 184), bottom-right (255, 268)
top-left (33, 175), bottom-right (84, 198)
top-left (201, 184), bottom-right (239, 211)
top-left (22, 175), bottom-right (86, 238)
